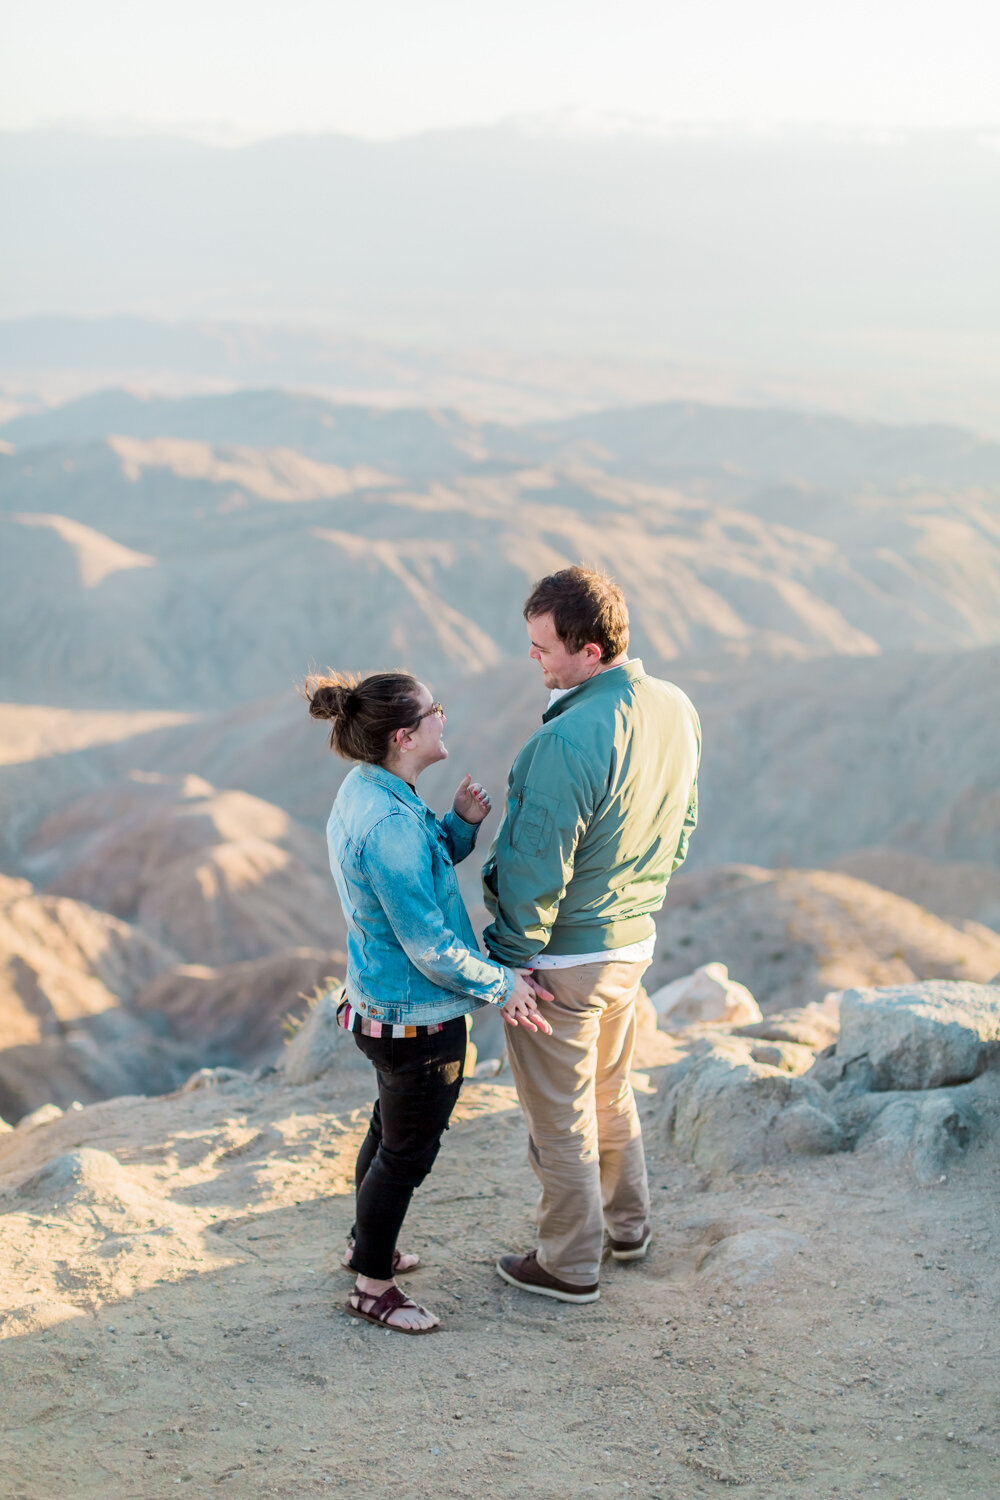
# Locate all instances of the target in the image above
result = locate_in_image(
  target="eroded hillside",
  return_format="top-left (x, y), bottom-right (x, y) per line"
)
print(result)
top-left (1, 389), bottom-right (998, 1121)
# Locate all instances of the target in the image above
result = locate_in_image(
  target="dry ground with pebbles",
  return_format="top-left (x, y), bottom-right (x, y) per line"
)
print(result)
top-left (0, 1057), bottom-right (997, 1500)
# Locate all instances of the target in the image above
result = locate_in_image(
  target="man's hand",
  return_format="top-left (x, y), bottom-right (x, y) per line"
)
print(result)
top-left (501, 970), bottom-right (555, 1033)
top-left (453, 773), bottom-right (492, 825)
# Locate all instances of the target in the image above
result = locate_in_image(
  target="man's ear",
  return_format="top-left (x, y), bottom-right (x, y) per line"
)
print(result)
top-left (583, 643), bottom-right (604, 664)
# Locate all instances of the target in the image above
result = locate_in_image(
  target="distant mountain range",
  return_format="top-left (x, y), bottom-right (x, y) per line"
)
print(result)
top-left (2, 390), bottom-right (999, 711)
top-left (5, 385), bottom-right (1000, 488)
top-left (2, 380), bottom-right (999, 1116)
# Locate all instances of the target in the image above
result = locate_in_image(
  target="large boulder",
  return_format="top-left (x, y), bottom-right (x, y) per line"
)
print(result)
top-left (803, 982), bottom-right (1000, 1183)
top-left (652, 963), bottom-right (762, 1031)
top-left (833, 1068), bottom-right (1000, 1185)
top-left (835, 981), bottom-right (1000, 1091)
top-left (658, 1035), bottom-right (841, 1174)
top-left (655, 982), bottom-right (1000, 1182)
top-left (851, 1090), bottom-right (977, 1186)
top-left (734, 995), bottom-right (841, 1051)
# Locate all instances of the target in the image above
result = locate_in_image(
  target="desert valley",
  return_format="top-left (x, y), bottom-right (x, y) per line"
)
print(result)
top-left (1, 348), bottom-right (998, 1498)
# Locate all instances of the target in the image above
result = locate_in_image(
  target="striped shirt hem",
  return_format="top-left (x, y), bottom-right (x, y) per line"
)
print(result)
top-left (336, 998), bottom-right (444, 1038)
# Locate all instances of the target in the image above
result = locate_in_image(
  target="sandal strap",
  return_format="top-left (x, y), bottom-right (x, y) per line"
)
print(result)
top-left (358, 1284), bottom-right (419, 1324)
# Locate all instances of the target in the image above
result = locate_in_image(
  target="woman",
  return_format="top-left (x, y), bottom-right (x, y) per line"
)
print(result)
top-left (306, 669), bottom-right (550, 1334)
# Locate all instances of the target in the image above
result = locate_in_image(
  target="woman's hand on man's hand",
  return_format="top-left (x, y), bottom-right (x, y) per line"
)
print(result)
top-left (501, 971), bottom-right (555, 1033)
top-left (453, 774), bottom-right (492, 825)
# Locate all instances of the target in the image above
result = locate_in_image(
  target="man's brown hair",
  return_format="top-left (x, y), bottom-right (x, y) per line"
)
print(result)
top-left (523, 565), bottom-right (629, 661)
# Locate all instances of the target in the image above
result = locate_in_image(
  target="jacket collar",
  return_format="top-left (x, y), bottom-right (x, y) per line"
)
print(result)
top-left (357, 762), bottom-right (430, 816)
top-left (542, 658), bottom-right (645, 723)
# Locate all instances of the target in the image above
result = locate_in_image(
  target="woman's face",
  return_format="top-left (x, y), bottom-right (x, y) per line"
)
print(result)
top-left (399, 681), bottom-right (448, 773)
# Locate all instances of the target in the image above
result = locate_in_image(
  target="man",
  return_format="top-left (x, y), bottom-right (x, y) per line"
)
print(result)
top-left (483, 565), bottom-right (700, 1303)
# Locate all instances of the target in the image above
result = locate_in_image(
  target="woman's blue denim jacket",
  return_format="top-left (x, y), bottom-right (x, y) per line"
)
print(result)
top-left (326, 762), bottom-right (515, 1025)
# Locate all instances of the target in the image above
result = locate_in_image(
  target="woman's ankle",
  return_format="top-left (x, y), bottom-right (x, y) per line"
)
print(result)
top-left (355, 1273), bottom-right (395, 1296)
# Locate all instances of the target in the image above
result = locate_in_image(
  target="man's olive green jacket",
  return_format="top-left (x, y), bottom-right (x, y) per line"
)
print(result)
top-left (482, 659), bottom-right (700, 967)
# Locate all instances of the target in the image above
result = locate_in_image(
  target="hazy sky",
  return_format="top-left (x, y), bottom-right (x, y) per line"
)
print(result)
top-left (4, 0), bottom-right (999, 140)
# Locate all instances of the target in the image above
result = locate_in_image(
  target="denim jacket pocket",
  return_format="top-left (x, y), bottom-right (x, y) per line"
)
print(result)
top-left (428, 832), bottom-right (458, 893)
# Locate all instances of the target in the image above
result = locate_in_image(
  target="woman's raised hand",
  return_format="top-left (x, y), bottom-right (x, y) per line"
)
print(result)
top-left (453, 773), bottom-right (492, 825)
top-left (501, 970), bottom-right (555, 1033)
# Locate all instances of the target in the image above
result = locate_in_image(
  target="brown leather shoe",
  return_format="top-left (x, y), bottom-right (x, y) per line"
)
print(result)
top-left (496, 1250), bottom-right (599, 1303)
top-left (608, 1223), bottom-right (652, 1261)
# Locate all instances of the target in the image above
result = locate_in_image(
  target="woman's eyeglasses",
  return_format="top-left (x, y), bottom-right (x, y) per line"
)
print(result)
top-left (412, 702), bottom-right (445, 726)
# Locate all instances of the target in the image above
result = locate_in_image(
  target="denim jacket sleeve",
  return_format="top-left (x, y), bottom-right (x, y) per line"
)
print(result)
top-left (437, 807), bottom-right (479, 866)
top-left (360, 811), bottom-right (514, 1005)
top-left (482, 733), bottom-right (595, 968)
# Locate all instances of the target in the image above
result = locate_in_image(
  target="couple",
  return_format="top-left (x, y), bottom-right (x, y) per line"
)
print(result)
top-left (306, 566), bottom-right (700, 1334)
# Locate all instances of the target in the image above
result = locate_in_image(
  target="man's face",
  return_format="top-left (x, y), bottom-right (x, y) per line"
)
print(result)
top-left (526, 612), bottom-right (601, 690)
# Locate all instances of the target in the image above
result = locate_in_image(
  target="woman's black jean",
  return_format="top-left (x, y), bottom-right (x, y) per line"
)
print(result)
top-left (350, 1015), bottom-right (468, 1280)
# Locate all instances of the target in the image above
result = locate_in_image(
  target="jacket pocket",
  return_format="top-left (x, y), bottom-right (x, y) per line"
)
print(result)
top-left (512, 788), bottom-right (558, 856)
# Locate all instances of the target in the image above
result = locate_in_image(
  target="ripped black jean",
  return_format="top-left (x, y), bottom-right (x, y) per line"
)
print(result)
top-left (349, 1016), bottom-right (467, 1280)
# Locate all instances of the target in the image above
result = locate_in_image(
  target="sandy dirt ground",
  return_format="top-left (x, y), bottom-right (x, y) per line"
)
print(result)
top-left (0, 1057), bottom-right (997, 1500)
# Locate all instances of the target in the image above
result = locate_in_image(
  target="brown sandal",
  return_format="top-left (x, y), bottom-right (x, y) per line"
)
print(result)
top-left (346, 1283), bottom-right (439, 1335)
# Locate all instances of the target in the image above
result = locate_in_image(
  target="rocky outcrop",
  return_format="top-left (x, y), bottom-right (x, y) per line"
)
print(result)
top-left (832, 981), bottom-right (1000, 1092)
top-left (655, 1034), bottom-right (842, 1174)
top-left (652, 962), bottom-right (762, 1031)
top-left (802, 980), bottom-right (1000, 1185)
top-left (838, 1079), bottom-right (996, 1186)
top-left (733, 996), bottom-right (841, 1051)
top-left (656, 981), bottom-right (1000, 1184)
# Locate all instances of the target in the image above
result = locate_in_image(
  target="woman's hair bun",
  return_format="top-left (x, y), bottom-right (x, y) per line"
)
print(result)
top-left (305, 676), bottom-right (359, 721)
top-left (303, 668), bottom-right (421, 763)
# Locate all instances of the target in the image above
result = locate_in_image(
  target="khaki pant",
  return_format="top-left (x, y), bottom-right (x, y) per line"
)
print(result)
top-left (505, 959), bottom-right (651, 1285)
